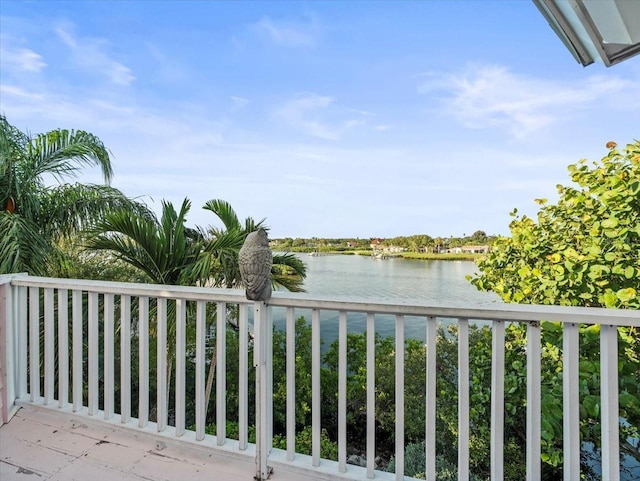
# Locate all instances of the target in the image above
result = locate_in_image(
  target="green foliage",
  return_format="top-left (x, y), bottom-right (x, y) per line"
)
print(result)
top-left (0, 115), bottom-right (148, 275)
top-left (48, 239), bottom-right (150, 282)
top-left (399, 252), bottom-right (481, 261)
top-left (204, 422), bottom-right (338, 461)
top-left (469, 140), bottom-right (640, 476)
top-left (86, 198), bottom-right (205, 286)
top-left (272, 316), bottom-right (314, 429)
top-left (271, 235), bottom-right (498, 254)
top-left (470, 140), bottom-right (640, 309)
top-left (321, 325), bottom-right (525, 477)
top-left (318, 331), bottom-right (417, 463)
top-left (273, 426), bottom-right (338, 460)
top-left (204, 421), bottom-right (256, 443)
top-left (386, 441), bottom-right (487, 481)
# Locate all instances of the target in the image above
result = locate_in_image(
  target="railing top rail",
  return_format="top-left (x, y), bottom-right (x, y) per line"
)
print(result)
top-left (10, 275), bottom-right (250, 304)
top-left (268, 294), bottom-right (640, 326)
top-left (9, 274), bottom-right (640, 327)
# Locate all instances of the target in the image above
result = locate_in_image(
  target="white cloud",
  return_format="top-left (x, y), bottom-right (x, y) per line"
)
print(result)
top-left (0, 45), bottom-right (46, 72)
top-left (230, 96), bottom-right (249, 112)
top-left (0, 84), bottom-right (46, 102)
top-left (274, 93), bottom-right (366, 140)
top-left (254, 16), bottom-right (319, 47)
top-left (54, 24), bottom-right (135, 86)
top-left (420, 65), bottom-right (636, 138)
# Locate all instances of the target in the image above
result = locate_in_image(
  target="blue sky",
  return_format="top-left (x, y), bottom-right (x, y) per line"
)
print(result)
top-left (1, 1), bottom-right (639, 239)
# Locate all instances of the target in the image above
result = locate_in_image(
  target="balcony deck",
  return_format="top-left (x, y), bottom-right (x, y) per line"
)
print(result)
top-left (1, 405), bottom-right (306, 481)
top-left (1, 274), bottom-right (638, 481)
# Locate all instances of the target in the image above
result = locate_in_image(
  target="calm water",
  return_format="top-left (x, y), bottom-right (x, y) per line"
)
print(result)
top-left (280, 256), bottom-right (639, 479)
top-left (299, 254), bottom-right (500, 306)
top-left (272, 255), bottom-right (502, 344)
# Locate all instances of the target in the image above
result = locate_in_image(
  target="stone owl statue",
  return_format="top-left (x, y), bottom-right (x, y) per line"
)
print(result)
top-left (238, 228), bottom-right (273, 301)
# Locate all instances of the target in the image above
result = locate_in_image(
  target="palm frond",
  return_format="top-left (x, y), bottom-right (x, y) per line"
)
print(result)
top-left (1, 115), bottom-right (30, 212)
top-left (29, 128), bottom-right (113, 183)
top-left (41, 183), bottom-right (152, 239)
top-left (273, 252), bottom-right (307, 277)
top-left (0, 116), bottom-right (126, 277)
top-left (272, 252), bottom-right (307, 292)
top-left (0, 212), bottom-right (50, 275)
top-left (86, 212), bottom-right (168, 283)
top-left (202, 199), bottom-right (241, 231)
top-left (84, 198), bottom-right (203, 286)
top-left (244, 216), bottom-right (267, 232)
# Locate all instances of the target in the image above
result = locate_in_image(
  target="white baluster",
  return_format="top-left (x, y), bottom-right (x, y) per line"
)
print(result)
top-left (491, 319), bottom-right (505, 481)
top-left (175, 298), bottom-right (186, 436)
top-left (88, 292), bottom-right (98, 415)
top-left (138, 296), bottom-right (149, 427)
top-left (395, 314), bottom-right (405, 481)
top-left (120, 295), bottom-right (131, 423)
top-left (57, 289), bottom-right (68, 408)
top-left (216, 302), bottom-right (227, 445)
top-left (104, 294), bottom-right (114, 420)
top-left (43, 288), bottom-right (54, 405)
top-left (526, 321), bottom-right (541, 481)
top-left (338, 310), bottom-right (347, 472)
top-left (459, 318), bottom-right (470, 481)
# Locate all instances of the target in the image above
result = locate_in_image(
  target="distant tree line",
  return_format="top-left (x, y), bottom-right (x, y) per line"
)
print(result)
top-left (273, 230), bottom-right (498, 253)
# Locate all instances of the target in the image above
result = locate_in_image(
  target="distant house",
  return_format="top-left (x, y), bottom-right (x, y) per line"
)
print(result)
top-left (441, 245), bottom-right (489, 254)
top-left (370, 238), bottom-right (384, 250)
top-left (461, 245), bottom-right (489, 254)
top-left (384, 245), bottom-right (406, 253)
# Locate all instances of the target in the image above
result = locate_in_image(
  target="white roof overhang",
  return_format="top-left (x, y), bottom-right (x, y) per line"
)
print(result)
top-left (532, 0), bottom-right (640, 67)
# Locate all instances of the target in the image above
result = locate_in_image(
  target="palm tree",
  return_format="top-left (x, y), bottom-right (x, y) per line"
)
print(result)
top-left (84, 197), bottom-right (226, 405)
top-left (85, 197), bottom-right (306, 420)
top-left (0, 115), bottom-right (144, 275)
top-left (201, 198), bottom-right (306, 292)
top-left (86, 198), bottom-right (206, 285)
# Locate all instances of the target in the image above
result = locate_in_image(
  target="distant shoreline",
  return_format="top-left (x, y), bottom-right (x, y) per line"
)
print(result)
top-left (274, 249), bottom-right (482, 262)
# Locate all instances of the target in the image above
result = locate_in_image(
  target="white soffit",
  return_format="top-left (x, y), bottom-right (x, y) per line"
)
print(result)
top-left (533, 0), bottom-right (640, 67)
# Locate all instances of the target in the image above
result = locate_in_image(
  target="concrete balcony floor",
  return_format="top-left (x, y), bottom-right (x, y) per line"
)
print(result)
top-left (0, 406), bottom-right (304, 481)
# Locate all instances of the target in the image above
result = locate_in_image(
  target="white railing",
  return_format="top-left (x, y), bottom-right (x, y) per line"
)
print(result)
top-left (0, 274), bottom-right (638, 481)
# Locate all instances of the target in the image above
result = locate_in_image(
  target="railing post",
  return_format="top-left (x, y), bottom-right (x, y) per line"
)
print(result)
top-left (254, 301), bottom-right (272, 480)
top-left (0, 275), bottom-right (27, 424)
top-left (0, 278), bottom-right (13, 424)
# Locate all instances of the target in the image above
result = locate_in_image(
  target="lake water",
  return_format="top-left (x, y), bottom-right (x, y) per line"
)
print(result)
top-left (299, 254), bottom-right (500, 306)
top-left (272, 255), bottom-right (502, 344)
top-left (279, 255), bottom-right (639, 479)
